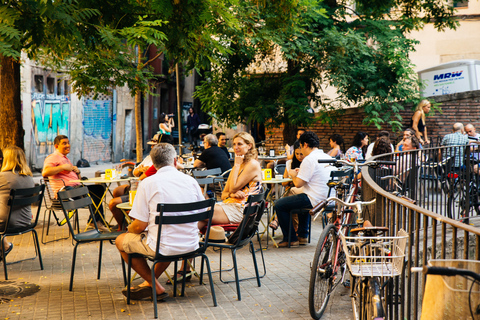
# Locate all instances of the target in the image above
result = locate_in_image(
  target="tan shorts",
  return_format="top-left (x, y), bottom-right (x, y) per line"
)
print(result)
top-left (217, 202), bottom-right (244, 224)
top-left (122, 232), bottom-right (156, 258)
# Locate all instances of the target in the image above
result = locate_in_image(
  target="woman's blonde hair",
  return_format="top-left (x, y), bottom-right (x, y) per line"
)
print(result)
top-left (415, 99), bottom-right (431, 122)
top-left (1, 146), bottom-right (33, 176)
top-left (233, 132), bottom-right (257, 163)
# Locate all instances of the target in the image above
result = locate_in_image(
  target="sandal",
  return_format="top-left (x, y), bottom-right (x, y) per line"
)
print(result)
top-left (165, 270), bottom-right (192, 285)
top-left (269, 219), bottom-right (279, 230)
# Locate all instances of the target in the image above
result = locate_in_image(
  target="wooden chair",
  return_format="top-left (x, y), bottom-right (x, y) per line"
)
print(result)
top-left (1, 185), bottom-right (45, 279)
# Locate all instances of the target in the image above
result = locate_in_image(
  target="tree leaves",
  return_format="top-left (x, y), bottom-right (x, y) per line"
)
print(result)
top-left (196, 0), bottom-right (457, 132)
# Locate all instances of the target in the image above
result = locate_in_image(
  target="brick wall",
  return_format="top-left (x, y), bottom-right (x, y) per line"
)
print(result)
top-left (265, 90), bottom-right (480, 152)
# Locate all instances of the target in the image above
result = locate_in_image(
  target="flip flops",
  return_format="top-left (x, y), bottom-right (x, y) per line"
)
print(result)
top-left (122, 286), bottom-right (169, 301)
top-left (0, 243), bottom-right (13, 261)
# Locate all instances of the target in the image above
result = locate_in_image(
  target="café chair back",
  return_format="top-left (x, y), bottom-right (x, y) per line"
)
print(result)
top-left (203, 192), bottom-right (266, 301)
top-left (41, 178), bottom-right (74, 244)
top-left (274, 164), bottom-right (286, 176)
top-left (57, 186), bottom-right (123, 291)
top-left (125, 198), bottom-right (217, 319)
top-left (1, 185), bottom-right (45, 279)
top-left (192, 167), bottom-right (222, 178)
top-left (193, 168), bottom-right (223, 199)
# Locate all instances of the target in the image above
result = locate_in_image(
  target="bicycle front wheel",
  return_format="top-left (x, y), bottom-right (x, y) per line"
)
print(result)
top-left (352, 277), bottom-right (385, 320)
top-left (364, 277), bottom-right (385, 320)
top-left (309, 224), bottom-right (338, 319)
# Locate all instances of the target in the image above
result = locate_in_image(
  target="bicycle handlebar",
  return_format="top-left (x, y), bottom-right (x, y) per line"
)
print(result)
top-left (411, 266), bottom-right (480, 282)
top-left (310, 196), bottom-right (376, 218)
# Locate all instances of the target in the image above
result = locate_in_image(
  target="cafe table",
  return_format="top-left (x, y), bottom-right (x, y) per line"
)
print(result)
top-left (73, 176), bottom-right (133, 231)
top-left (116, 202), bottom-right (133, 225)
top-left (261, 177), bottom-right (292, 248)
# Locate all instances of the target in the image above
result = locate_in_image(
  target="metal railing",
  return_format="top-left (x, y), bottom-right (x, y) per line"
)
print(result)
top-left (362, 144), bottom-right (480, 320)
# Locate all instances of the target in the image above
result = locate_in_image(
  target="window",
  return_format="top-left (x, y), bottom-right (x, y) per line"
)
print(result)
top-left (47, 77), bottom-right (55, 94)
top-left (34, 75), bottom-right (44, 93)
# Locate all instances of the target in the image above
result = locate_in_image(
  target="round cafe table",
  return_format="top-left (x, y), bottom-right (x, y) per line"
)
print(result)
top-left (73, 176), bottom-right (133, 231)
top-left (261, 177), bottom-right (292, 248)
top-left (116, 202), bottom-right (133, 225)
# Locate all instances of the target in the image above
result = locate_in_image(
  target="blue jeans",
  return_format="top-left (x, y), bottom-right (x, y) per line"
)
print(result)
top-left (274, 193), bottom-right (312, 242)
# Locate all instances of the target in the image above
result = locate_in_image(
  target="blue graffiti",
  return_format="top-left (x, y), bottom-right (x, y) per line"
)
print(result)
top-left (32, 100), bottom-right (70, 143)
top-left (83, 100), bottom-right (112, 140)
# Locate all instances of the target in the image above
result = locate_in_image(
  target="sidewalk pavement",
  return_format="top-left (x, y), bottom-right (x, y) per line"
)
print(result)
top-left (3, 164), bottom-right (353, 320)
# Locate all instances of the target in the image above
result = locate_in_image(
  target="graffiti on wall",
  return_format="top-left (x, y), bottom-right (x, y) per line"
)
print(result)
top-left (82, 99), bottom-right (113, 163)
top-left (31, 92), bottom-right (70, 164)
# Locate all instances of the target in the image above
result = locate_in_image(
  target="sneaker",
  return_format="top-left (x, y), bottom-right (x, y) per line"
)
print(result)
top-left (277, 241), bottom-right (299, 248)
top-left (59, 210), bottom-right (75, 226)
top-left (299, 237), bottom-right (308, 245)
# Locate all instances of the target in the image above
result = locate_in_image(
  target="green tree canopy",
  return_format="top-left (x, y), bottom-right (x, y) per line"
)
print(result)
top-left (194, 0), bottom-right (460, 140)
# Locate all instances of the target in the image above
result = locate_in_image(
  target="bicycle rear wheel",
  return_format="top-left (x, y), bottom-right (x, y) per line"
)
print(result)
top-left (309, 224), bottom-right (339, 319)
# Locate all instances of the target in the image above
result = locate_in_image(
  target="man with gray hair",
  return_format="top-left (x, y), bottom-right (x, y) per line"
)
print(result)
top-left (116, 143), bottom-right (204, 301)
top-left (194, 133), bottom-right (231, 173)
top-left (440, 122), bottom-right (470, 168)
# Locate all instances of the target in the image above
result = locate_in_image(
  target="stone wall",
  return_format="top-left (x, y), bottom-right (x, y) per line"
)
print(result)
top-left (265, 90), bottom-right (480, 152)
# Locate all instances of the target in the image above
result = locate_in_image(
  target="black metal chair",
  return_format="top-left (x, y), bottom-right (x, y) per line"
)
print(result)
top-left (125, 198), bottom-right (217, 319)
top-left (57, 186), bottom-right (123, 291)
top-left (203, 192), bottom-right (266, 301)
top-left (41, 178), bottom-right (77, 244)
top-left (1, 185), bottom-right (45, 280)
top-left (192, 167), bottom-right (222, 178)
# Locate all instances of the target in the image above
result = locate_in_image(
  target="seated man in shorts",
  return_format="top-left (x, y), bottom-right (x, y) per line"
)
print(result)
top-left (115, 143), bottom-right (204, 300)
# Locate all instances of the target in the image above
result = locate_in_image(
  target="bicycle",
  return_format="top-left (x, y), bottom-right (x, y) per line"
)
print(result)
top-left (447, 170), bottom-right (480, 221)
top-left (308, 159), bottom-right (406, 320)
top-left (412, 260), bottom-right (480, 319)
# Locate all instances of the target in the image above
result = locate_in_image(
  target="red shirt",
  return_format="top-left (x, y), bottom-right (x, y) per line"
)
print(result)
top-left (144, 165), bottom-right (157, 177)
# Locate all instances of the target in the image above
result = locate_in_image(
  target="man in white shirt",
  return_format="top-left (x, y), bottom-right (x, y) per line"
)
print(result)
top-left (274, 131), bottom-right (333, 247)
top-left (115, 143), bottom-right (204, 300)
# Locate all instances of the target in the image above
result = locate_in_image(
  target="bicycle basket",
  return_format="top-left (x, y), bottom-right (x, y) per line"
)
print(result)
top-left (340, 229), bottom-right (408, 278)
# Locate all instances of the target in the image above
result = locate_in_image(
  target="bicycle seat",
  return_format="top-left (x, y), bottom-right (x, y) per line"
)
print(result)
top-left (350, 220), bottom-right (389, 235)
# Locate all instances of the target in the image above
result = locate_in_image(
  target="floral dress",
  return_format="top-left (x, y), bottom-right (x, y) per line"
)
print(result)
top-left (345, 146), bottom-right (364, 162)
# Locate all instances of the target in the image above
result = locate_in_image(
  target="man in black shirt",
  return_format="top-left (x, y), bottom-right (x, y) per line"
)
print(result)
top-left (216, 132), bottom-right (231, 159)
top-left (194, 134), bottom-right (231, 173)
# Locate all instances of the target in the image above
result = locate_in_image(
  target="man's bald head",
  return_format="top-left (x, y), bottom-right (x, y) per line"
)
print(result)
top-left (453, 123), bottom-right (464, 133)
top-left (465, 124), bottom-right (477, 137)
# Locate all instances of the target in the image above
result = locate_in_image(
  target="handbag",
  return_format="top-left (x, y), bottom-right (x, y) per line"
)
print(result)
top-left (227, 211), bottom-right (258, 244)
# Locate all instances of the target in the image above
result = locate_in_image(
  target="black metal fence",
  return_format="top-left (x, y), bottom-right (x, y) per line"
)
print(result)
top-left (362, 144), bottom-right (480, 320)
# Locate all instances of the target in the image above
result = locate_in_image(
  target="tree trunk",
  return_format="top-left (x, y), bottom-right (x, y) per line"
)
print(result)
top-left (0, 55), bottom-right (24, 150)
top-left (135, 49), bottom-right (143, 163)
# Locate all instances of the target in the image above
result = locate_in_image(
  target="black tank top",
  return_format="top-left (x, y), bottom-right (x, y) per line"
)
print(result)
top-left (411, 116), bottom-right (425, 133)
